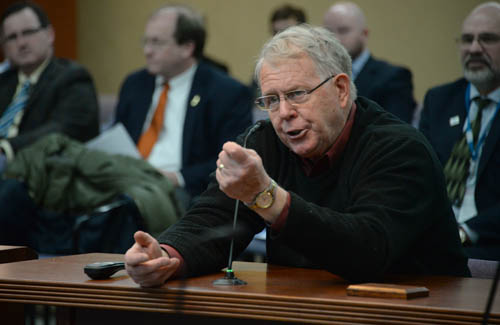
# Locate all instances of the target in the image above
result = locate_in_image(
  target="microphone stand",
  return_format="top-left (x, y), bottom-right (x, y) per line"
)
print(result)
top-left (213, 122), bottom-right (262, 286)
top-left (212, 198), bottom-right (247, 285)
top-left (482, 261), bottom-right (500, 325)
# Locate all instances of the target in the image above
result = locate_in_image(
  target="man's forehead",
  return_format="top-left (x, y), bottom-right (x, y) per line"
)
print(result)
top-left (260, 56), bottom-right (319, 90)
top-left (462, 9), bottom-right (500, 34)
top-left (145, 11), bottom-right (176, 35)
top-left (3, 7), bottom-right (40, 31)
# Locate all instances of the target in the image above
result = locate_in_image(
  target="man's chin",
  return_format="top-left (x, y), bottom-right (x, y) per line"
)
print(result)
top-left (464, 67), bottom-right (494, 83)
top-left (146, 65), bottom-right (160, 75)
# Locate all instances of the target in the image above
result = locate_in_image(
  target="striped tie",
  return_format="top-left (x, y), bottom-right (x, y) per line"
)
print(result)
top-left (0, 81), bottom-right (31, 138)
top-left (443, 97), bottom-right (489, 206)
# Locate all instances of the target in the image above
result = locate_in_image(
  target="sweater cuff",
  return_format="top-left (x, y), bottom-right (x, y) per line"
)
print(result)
top-left (270, 191), bottom-right (291, 233)
top-left (160, 244), bottom-right (187, 278)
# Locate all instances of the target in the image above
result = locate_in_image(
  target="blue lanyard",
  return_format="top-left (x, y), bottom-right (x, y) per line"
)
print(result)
top-left (464, 83), bottom-right (500, 161)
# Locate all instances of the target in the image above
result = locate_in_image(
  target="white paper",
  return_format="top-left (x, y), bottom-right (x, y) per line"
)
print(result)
top-left (85, 123), bottom-right (141, 159)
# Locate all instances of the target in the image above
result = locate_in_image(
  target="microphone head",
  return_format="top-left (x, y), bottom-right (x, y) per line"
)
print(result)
top-left (244, 121), bottom-right (263, 148)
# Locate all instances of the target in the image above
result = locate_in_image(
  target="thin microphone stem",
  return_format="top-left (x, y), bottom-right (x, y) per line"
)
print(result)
top-left (218, 122), bottom-right (261, 283)
top-left (482, 262), bottom-right (500, 325)
top-left (226, 199), bottom-right (240, 271)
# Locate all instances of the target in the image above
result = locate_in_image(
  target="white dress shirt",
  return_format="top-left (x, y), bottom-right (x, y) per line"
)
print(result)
top-left (145, 64), bottom-right (197, 186)
top-left (454, 84), bottom-right (500, 242)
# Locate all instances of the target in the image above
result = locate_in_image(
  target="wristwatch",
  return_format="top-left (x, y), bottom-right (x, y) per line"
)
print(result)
top-left (245, 179), bottom-right (277, 210)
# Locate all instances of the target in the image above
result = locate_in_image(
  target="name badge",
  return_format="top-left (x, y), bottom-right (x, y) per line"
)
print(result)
top-left (190, 95), bottom-right (200, 107)
top-left (449, 115), bottom-right (460, 127)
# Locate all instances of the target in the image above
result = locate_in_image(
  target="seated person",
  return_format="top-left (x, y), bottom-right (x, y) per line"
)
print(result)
top-left (114, 4), bottom-right (253, 206)
top-left (251, 3), bottom-right (307, 123)
top-left (323, 1), bottom-right (416, 123)
top-left (419, 2), bottom-right (500, 261)
top-left (125, 25), bottom-right (470, 287)
top-left (0, 1), bottom-right (99, 171)
top-left (0, 1), bottom-right (100, 251)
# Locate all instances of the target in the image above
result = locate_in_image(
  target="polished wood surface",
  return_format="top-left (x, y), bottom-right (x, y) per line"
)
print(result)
top-left (0, 253), bottom-right (498, 324)
top-left (346, 283), bottom-right (430, 299)
top-left (0, 245), bottom-right (38, 264)
top-left (0, 246), bottom-right (38, 325)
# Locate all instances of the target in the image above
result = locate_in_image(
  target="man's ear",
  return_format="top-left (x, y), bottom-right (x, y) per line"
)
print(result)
top-left (181, 41), bottom-right (195, 59)
top-left (334, 73), bottom-right (351, 109)
top-left (46, 25), bottom-right (55, 45)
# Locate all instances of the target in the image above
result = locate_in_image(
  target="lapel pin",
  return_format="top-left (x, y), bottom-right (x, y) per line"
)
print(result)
top-left (449, 115), bottom-right (460, 127)
top-left (190, 95), bottom-right (200, 107)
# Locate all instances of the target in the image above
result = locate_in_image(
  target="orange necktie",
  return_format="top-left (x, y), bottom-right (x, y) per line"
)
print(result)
top-left (137, 83), bottom-right (169, 158)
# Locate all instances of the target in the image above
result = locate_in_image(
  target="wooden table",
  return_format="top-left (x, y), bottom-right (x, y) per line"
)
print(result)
top-left (0, 253), bottom-right (498, 324)
top-left (0, 245), bottom-right (37, 264)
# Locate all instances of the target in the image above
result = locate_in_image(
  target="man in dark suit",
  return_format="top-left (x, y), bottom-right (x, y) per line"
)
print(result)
top-left (115, 4), bottom-right (253, 204)
top-left (0, 1), bottom-right (99, 171)
top-left (420, 2), bottom-right (500, 261)
top-left (323, 1), bottom-right (416, 123)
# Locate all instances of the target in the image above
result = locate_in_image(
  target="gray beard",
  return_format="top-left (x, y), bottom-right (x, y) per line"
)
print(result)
top-left (464, 67), bottom-right (498, 92)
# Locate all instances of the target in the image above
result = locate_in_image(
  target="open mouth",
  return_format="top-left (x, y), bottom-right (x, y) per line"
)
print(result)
top-left (286, 129), bottom-right (306, 139)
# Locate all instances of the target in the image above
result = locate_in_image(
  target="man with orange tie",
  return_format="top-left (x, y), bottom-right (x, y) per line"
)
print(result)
top-left (115, 4), bottom-right (253, 207)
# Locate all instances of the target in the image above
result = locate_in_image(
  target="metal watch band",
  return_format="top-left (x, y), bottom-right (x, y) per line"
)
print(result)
top-left (244, 178), bottom-right (277, 210)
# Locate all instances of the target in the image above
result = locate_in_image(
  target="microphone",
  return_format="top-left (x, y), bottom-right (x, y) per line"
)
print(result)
top-left (213, 121), bottom-right (263, 286)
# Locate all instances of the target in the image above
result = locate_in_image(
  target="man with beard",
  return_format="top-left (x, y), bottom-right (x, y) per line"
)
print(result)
top-left (419, 2), bottom-right (500, 261)
top-left (323, 2), bottom-right (416, 124)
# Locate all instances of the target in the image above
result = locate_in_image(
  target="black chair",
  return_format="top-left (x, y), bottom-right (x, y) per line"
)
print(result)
top-left (468, 258), bottom-right (500, 279)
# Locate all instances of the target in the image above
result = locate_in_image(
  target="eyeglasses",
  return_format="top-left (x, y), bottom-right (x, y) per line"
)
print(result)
top-left (255, 75), bottom-right (335, 111)
top-left (457, 33), bottom-right (500, 47)
top-left (141, 37), bottom-right (171, 49)
top-left (2, 27), bottom-right (43, 44)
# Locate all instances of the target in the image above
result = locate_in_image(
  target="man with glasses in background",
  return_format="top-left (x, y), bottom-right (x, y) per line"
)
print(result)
top-left (419, 2), bottom-right (500, 261)
top-left (125, 24), bottom-right (469, 288)
top-left (0, 1), bottom-right (99, 173)
top-left (114, 4), bottom-right (252, 208)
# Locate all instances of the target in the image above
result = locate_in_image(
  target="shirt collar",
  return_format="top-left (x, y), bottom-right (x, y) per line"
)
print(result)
top-left (155, 63), bottom-right (198, 89)
top-left (301, 102), bottom-right (357, 176)
top-left (469, 82), bottom-right (500, 104)
top-left (18, 57), bottom-right (50, 85)
top-left (352, 49), bottom-right (370, 80)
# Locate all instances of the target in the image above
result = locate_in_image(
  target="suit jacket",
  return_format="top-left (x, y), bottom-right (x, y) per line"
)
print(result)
top-left (0, 58), bottom-right (100, 153)
top-left (114, 61), bottom-right (253, 198)
top-left (355, 55), bottom-right (416, 123)
top-left (419, 78), bottom-right (500, 260)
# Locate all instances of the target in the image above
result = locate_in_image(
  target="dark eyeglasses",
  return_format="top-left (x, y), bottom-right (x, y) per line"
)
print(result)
top-left (2, 27), bottom-right (44, 44)
top-left (141, 37), bottom-right (172, 49)
top-left (255, 75), bottom-right (335, 111)
top-left (457, 33), bottom-right (500, 47)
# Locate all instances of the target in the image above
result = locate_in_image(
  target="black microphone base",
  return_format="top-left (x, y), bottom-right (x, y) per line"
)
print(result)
top-left (212, 277), bottom-right (247, 285)
top-left (212, 270), bottom-right (247, 286)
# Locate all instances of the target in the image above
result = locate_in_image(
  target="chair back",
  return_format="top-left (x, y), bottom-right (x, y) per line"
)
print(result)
top-left (468, 258), bottom-right (500, 279)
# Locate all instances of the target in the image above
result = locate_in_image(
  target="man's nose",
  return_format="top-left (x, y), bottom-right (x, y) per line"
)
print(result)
top-left (469, 37), bottom-right (484, 53)
top-left (277, 97), bottom-right (297, 119)
top-left (143, 45), bottom-right (153, 57)
top-left (13, 34), bottom-right (29, 47)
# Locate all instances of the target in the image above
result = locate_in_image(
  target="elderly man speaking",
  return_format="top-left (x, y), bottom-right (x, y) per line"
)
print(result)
top-left (125, 25), bottom-right (470, 288)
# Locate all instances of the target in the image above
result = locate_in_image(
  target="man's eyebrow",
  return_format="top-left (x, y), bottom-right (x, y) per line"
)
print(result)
top-left (262, 84), bottom-right (304, 96)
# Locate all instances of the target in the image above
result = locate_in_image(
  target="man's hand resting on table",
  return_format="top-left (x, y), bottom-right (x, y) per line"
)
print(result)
top-left (125, 231), bottom-right (180, 287)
